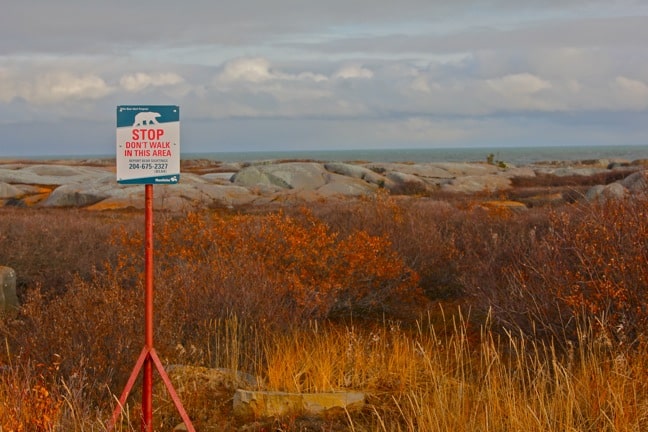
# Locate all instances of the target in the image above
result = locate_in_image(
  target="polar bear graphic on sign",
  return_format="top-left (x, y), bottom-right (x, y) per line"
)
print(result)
top-left (133, 112), bottom-right (161, 126)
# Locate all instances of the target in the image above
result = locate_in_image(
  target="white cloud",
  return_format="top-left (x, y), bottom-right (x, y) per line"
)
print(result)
top-left (374, 117), bottom-right (472, 143)
top-left (120, 72), bottom-right (185, 92)
top-left (0, 67), bottom-right (17, 103)
top-left (219, 57), bottom-right (275, 83)
top-left (15, 72), bottom-right (113, 104)
top-left (409, 75), bottom-right (433, 93)
top-left (486, 73), bottom-right (552, 95)
top-left (333, 64), bottom-right (374, 80)
top-left (611, 76), bottom-right (648, 110)
top-left (49, 74), bottom-right (110, 99)
top-left (217, 57), bottom-right (328, 84)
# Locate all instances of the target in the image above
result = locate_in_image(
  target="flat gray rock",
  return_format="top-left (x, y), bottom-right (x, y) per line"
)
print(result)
top-left (193, 184), bottom-right (258, 208)
top-left (0, 182), bottom-right (22, 199)
top-left (42, 184), bottom-right (110, 207)
top-left (201, 172), bottom-right (237, 183)
top-left (317, 173), bottom-right (378, 197)
top-left (363, 163), bottom-right (453, 179)
top-left (233, 389), bottom-right (365, 419)
top-left (533, 167), bottom-right (609, 177)
top-left (386, 171), bottom-right (429, 186)
top-left (441, 175), bottom-right (512, 194)
top-left (621, 170), bottom-right (648, 193)
top-left (233, 163), bottom-right (328, 190)
top-left (431, 162), bottom-right (500, 176)
top-left (324, 162), bottom-right (388, 186)
top-left (501, 166), bottom-right (536, 178)
top-left (0, 165), bottom-right (112, 185)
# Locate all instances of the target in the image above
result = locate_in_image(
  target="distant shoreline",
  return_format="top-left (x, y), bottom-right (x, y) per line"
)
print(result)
top-left (4, 144), bottom-right (648, 166)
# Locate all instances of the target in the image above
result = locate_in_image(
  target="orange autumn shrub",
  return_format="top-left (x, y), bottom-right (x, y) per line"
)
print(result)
top-left (468, 196), bottom-right (648, 345)
top-left (146, 210), bottom-right (422, 328)
top-left (0, 208), bottom-right (129, 300)
top-left (308, 193), bottom-right (464, 299)
top-left (545, 198), bottom-right (648, 344)
top-left (5, 208), bottom-right (422, 405)
top-left (12, 272), bottom-right (142, 407)
top-left (0, 361), bottom-right (63, 432)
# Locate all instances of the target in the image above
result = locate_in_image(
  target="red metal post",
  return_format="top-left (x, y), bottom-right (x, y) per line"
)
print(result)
top-left (107, 183), bottom-right (194, 432)
top-left (143, 184), bottom-right (154, 431)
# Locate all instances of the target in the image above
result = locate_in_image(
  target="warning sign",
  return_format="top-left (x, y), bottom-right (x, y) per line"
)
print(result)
top-left (116, 105), bottom-right (180, 184)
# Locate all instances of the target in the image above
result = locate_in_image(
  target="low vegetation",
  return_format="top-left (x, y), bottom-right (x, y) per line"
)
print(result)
top-left (0, 173), bottom-right (647, 430)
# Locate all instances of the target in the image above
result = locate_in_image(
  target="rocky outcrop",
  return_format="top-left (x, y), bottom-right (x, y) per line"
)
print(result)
top-left (534, 167), bottom-right (610, 177)
top-left (0, 164), bottom-right (113, 185)
top-left (621, 170), bottom-right (648, 194)
top-left (233, 163), bottom-right (328, 190)
top-left (0, 158), bottom-right (645, 210)
top-left (364, 162), bottom-right (453, 180)
top-left (324, 162), bottom-right (390, 187)
top-left (441, 174), bottom-right (512, 194)
top-left (42, 183), bottom-right (112, 207)
top-left (586, 170), bottom-right (648, 202)
top-left (0, 182), bottom-right (23, 199)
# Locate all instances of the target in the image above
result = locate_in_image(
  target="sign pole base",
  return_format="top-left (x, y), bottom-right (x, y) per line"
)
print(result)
top-left (106, 347), bottom-right (195, 431)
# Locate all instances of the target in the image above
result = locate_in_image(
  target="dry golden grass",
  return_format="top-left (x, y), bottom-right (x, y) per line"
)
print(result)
top-left (155, 311), bottom-right (648, 431)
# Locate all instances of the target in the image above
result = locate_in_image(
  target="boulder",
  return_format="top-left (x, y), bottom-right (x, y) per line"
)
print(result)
top-left (363, 163), bottom-right (453, 180)
top-left (533, 167), bottom-right (609, 177)
top-left (317, 173), bottom-right (378, 197)
top-left (0, 266), bottom-right (19, 313)
top-left (386, 171), bottom-right (426, 185)
top-left (232, 166), bottom-right (282, 188)
top-left (233, 389), bottom-right (365, 419)
top-left (42, 183), bottom-right (110, 207)
top-left (501, 166), bottom-right (536, 179)
top-left (620, 170), bottom-right (648, 194)
top-left (0, 165), bottom-right (112, 185)
top-left (432, 162), bottom-right (500, 176)
top-left (441, 175), bottom-right (512, 194)
top-left (201, 172), bottom-right (237, 183)
top-left (84, 185), bottom-right (145, 210)
top-left (0, 182), bottom-right (22, 199)
top-left (585, 170), bottom-right (647, 202)
top-left (233, 163), bottom-right (327, 190)
top-left (385, 171), bottom-right (432, 193)
top-left (585, 183), bottom-right (628, 202)
top-left (193, 184), bottom-right (258, 208)
top-left (324, 162), bottom-right (388, 187)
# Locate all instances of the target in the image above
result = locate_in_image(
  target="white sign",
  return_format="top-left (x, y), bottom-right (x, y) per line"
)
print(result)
top-left (116, 105), bottom-right (180, 184)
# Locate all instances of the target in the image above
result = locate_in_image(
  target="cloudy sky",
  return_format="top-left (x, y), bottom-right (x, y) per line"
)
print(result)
top-left (1, 0), bottom-right (647, 156)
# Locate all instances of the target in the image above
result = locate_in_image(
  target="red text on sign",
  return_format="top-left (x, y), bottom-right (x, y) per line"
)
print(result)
top-left (132, 129), bottom-right (164, 140)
